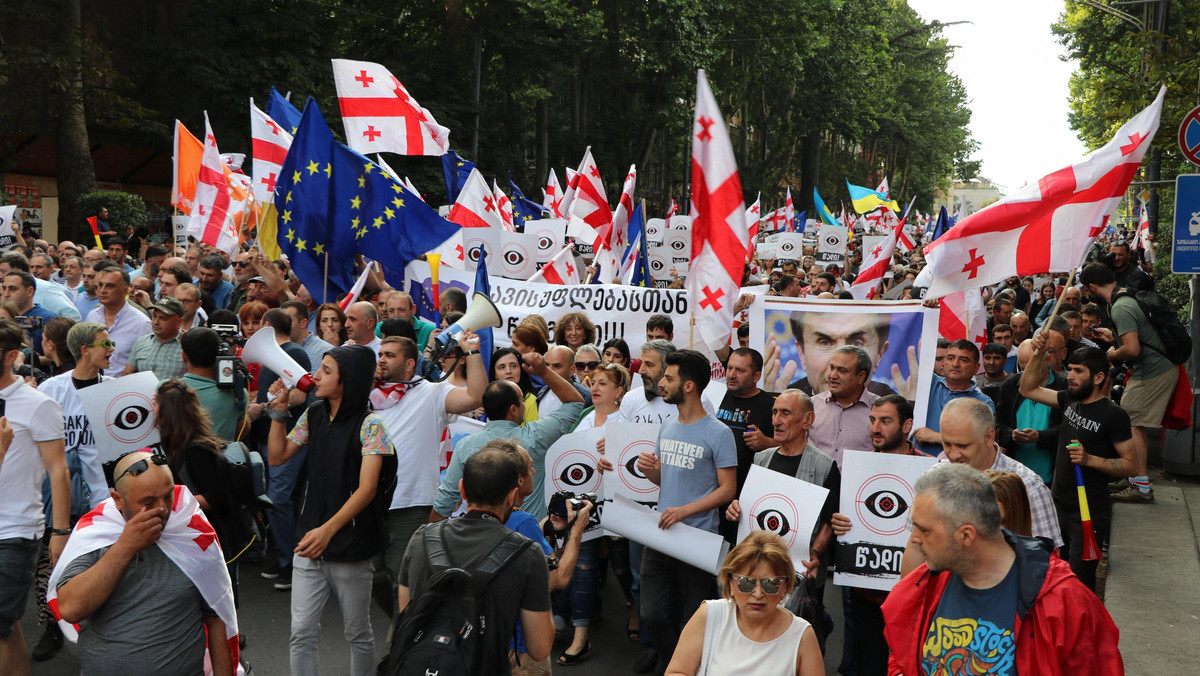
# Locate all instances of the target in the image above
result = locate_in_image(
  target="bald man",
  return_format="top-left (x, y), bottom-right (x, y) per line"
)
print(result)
top-left (536, 345), bottom-right (592, 417)
top-left (54, 451), bottom-right (233, 676)
top-left (344, 301), bottom-right (380, 357)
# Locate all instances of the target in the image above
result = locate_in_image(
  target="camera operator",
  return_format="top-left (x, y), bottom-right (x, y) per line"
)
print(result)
top-left (180, 328), bottom-right (246, 444)
top-left (485, 439), bottom-right (592, 675)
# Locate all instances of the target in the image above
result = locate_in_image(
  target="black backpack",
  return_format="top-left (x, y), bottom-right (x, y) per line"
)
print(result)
top-left (383, 522), bottom-right (532, 676)
top-left (1113, 288), bottom-right (1191, 365)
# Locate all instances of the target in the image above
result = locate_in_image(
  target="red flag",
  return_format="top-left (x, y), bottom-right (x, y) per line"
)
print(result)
top-left (918, 87), bottom-right (1165, 299)
top-left (939, 289), bottom-right (988, 352)
top-left (849, 211), bottom-right (905, 300)
top-left (528, 245), bottom-right (579, 285)
top-left (686, 70), bottom-right (748, 350)
top-left (447, 169), bottom-right (504, 230)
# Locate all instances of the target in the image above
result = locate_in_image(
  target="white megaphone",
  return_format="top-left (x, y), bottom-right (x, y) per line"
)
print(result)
top-left (428, 291), bottom-right (503, 362)
top-left (242, 326), bottom-right (315, 393)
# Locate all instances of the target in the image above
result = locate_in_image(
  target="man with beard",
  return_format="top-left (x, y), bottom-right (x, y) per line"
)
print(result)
top-left (714, 347), bottom-right (775, 540)
top-left (829, 395), bottom-right (923, 676)
top-left (1020, 338), bottom-right (1136, 592)
top-left (613, 340), bottom-right (714, 425)
top-left (633, 349), bottom-right (736, 674)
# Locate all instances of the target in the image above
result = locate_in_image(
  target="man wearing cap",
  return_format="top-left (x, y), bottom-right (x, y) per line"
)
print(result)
top-left (122, 297), bottom-right (186, 380)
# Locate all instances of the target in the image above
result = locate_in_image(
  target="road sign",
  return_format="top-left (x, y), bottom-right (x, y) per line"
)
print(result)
top-left (1180, 105), bottom-right (1200, 167)
top-left (1172, 174), bottom-right (1200, 273)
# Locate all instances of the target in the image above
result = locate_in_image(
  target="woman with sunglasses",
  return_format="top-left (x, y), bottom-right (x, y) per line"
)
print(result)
top-left (666, 530), bottom-right (822, 675)
top-left (154, 379), bottom-right (244, 593)
top-left (572, 344), bottom-right (602, 387)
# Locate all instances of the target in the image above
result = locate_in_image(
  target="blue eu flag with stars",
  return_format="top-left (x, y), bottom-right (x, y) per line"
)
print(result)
top-left (272, 98), bottom-right (355, 304)
top-left (332, 144), bottom-right (461, 290)
top-left (509, 174), bottom-right (547, 227)
top-left (441, 150), bottom-right (476, 204)
top-left (265, 87), bottom-right (303, 136)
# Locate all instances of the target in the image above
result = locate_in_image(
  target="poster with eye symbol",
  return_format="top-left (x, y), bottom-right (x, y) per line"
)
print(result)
top-left (543, 428), bottom-right (606, 542)
top-left (462, 227), bottom-right (500, 273)
top-left (834, 449), bottom-right (936, 591)
top-left (735, 464), bottom-right (828, 574)
top-left (528, 218), bottom-right (566, 265)
top-left (77, 371), bottom-right (162, 464)
top-left (602, 423), bottom-right (660, 504)
top-left (499, 231), bottom-right (540, 280)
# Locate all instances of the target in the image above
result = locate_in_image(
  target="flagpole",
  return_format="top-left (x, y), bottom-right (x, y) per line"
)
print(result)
top-left (1036, 267), bottom-right (1079, 355)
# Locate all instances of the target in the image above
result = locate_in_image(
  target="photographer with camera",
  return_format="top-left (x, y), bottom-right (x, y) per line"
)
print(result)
top-left (179, 328), bottom-right (246, 444)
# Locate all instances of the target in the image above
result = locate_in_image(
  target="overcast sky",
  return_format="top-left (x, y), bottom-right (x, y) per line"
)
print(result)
top-left (906, 0), bottom-right (1087, 193)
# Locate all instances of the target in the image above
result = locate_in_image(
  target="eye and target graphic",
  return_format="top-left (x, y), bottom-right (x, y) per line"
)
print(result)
top-left (499, 232), bottom-right (539, 280)
top-left (77, 372), bottom-right (164, 464)
top-left (835, 449), bottom-right (936, 592)
top-left (462, 229), bottom-right (500, 272)
top-left (736, 465), bottom-right (828, 573)
top-left (542, 428), bottom-right (606, 541)
top-left (602, 423), bottom-right (660, 503)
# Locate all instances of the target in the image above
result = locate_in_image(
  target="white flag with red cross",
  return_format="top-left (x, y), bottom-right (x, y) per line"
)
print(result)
top-left (686, 70), bottom-right (748, 350)
top-left (761, 206), bottom-right (788, 233)
top-left (186, 112), bottom-right (240, 256)
top-left (249, 100), bottom-right (291, 205)
top-left (447, 168), bottom-right (505, 230)
top-left (1136, 197), bottom-right (1155, 264)
top-left (593, 165), bottom-right (637, 283)
top-left (784, 187), bottom-right (795, 233)
top-left (565, 147), bottom-right (613, 236)
top-left (493, 179), bottom-right (515, 231)
top-left (918, 86), bottom-right (1165, 299)
top-left (849, 210), bottom-right (904, 300)
top-left (939, 289), bottom-right (988, 352)
top-left (528, 244), bottom-right (580, 285)
top-left (543, 169), bottom-right (564, 217)
top-left (745, 194), bottom-right (761, 258)
top-left (48, 485), bottom-right (241, 675)
top-left (332, 58), bottom-right (450, 156)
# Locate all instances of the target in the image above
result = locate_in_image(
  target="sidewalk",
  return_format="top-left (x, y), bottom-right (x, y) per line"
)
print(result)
top-left (1106, 475), bottom-right (1200, 674)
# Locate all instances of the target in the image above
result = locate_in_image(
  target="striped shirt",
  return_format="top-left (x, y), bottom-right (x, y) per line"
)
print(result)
top-left (126, 334), bottom-right (186, 381)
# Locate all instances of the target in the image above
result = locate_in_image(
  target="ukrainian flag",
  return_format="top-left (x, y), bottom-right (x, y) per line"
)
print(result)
top-left (813, 188), bottom-right (839, 227)
top-left (846, 180), bottom-right (900, 214)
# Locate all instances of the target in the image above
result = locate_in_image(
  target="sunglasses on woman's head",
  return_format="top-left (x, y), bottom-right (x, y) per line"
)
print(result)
top-left (731, 574), bottom-right (786, 595)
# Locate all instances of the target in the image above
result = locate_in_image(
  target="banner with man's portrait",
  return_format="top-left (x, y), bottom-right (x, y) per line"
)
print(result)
top-left (748, 297), bottom-right (938, 428)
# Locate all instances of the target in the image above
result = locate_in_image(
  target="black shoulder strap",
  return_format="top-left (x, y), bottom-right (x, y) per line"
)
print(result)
top-left (424, 521), bottom-right (453, 570)
top-left (426, 523), bottom-right (531, 588)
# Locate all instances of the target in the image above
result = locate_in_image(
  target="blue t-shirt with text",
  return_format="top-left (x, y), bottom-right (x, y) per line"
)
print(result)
top-left (655, 414), bottom-right (737, 533)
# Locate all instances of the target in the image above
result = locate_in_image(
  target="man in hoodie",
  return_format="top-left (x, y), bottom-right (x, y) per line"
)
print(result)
top-left (267, 345), bottom-right (397, 676)
top-left (882, 462), bottom-right (1122, 675)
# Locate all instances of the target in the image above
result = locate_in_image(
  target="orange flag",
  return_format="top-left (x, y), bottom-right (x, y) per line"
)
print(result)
top-left (172, 120), bottom-right (204, 215)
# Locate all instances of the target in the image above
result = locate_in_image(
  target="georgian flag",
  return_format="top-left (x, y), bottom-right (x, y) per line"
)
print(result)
top-left (686, 70), bottom-right (748, 351)
top-left (745, 194), bottom-right (761, 258)
top-left (48, 485), bottom-right (241, 675)
top-left (528, 244), bottom-right (580, 285)
top-left (1136, 197), bottom-right (1155, 264)
top-left (939, 289), bottom-right (988, 352)
top-left (186, 112), bottom-right (240, 256)
top-left (593, 165), bottom-right (637, 283)
top-left (543, 169), bottom-right (564, 217)
top-left (332, 59), bottom-right (450, 156)
top-left (565, 147), bottom-right (612, 237)
top-left (917, 86), bottom-right (1165, 299)
top-left (447, 168), bottom-right (505, 230)
top-left (249, 100), bottom-right (291, 204)
top-left (493, 180), bottom-right (515, 231)
top-left (849, 210), bottom-right (904, 300)
top-left (784, 187), bottom-right (795, 233)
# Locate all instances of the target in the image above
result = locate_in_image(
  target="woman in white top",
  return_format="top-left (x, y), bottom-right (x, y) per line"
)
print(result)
top-left (573, 362), bottom-right (628, 431)
top-left (666, 531), bottom-right (823, 676)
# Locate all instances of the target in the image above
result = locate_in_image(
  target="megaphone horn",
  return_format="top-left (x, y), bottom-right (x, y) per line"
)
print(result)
top-left (429, 291), bottom-right (502, 361)
top-left (242, 326), bottom-right (315, 393)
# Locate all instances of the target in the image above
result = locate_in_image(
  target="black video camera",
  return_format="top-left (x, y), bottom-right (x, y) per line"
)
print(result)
top-left (210, 324), bottom-right (248, 392)
top-left (548, 489), bottom-right (598, 520)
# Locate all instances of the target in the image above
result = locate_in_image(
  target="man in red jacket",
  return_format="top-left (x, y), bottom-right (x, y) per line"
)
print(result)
top-left (881, 462), bottom-right (1123, 675)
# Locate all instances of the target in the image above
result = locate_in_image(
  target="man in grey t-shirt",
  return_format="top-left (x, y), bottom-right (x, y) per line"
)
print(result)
top-left (631, 349), bottom-right (737, 673)
top-left (54, 451), bottom-right (232, 676)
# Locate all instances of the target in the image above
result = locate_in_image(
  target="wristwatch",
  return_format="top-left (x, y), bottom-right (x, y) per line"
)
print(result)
top-left (464, 349), bottom-right (481, 356)
top-left (50, 528), bottom-right (72, 536)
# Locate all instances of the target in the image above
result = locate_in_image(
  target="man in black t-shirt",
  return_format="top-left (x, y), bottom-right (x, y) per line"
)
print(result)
top-left (1019, 337), bottom-right (1136, 591)
top-left (715, 348), bottom-right (776, 543)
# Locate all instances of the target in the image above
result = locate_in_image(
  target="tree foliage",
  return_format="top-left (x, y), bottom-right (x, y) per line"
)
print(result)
top-left (2, 0), bottom-right (977, 226)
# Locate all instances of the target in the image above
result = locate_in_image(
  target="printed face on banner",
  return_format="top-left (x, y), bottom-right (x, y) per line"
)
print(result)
top-left (750, 297), bottom-right (937, 428)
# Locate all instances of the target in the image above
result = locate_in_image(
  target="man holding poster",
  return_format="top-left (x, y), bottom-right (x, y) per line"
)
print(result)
top-left (633, 349), bottom-right (736, 674)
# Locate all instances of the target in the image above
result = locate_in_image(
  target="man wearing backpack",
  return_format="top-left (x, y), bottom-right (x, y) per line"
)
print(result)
top-left (267, 344), bottom-right (397, 676)
top-left (395, 448), bottom-right (554, 676)
top-left (1080, 261), bottom-right (1176, 504)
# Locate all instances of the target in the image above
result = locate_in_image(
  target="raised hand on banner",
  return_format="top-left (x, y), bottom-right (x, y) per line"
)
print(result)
top-left (890, 344), bottom-right (919, 401)
top-left (762, 337), bottom-right (797, 394)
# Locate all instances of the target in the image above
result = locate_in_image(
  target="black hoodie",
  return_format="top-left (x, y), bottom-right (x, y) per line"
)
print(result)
top-left (295, 344), bottom-right (394, 562)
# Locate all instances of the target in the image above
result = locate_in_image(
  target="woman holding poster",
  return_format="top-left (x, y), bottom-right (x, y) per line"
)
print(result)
top-left (665, 531), bottom-right (823, 676)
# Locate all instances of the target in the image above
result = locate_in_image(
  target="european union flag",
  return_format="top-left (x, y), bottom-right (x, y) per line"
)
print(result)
top-left (265, 87), bottom-right (303, 136)
top-left (509, 174), bottom-right (547, 227)
top-left (628, 204), bottom-right (652, 287)
top-left (409, 278), bottom-right (438, 325)
top-left (813, 188), bottom-right (839, 226)
top-left (794, 210), bottom-right (807, 234)
top-left (273, 99), bottom-right (355, 304)
top-left (441, 149), bottom-right (476, 204)
top-left (332, 144), bottom-right (461, 290)
top-left (930, 206), bottom-right (950, 241)
top-left (473, 242), bottom-right (494, 373)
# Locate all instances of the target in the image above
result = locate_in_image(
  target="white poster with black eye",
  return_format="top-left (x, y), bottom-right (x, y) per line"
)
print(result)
top-left (648, 248), bottom-right (673, 287)
top-left (834, 449), bottom-right (936, 591)
top-left (461, 227), bottom-right (501, 272)
top-left (735, 464), bottom-right (828, 575)
top-left (173, 215), bottom-right (189, 249)
top-left (77, 371), bottom-right (162, 465)
top-left (645, 218), bottom-right (665, 244)
top-left (668, 215), bottom-right (692, 230)
top-left (527, 218), bottom-right (566, 265)
top-left (542, 428), bottom-right (606, 542)
top-left (498, 231), bottom-right (540, 280)
top-left (774, 233), bottom-right (804, 260)
top-left (664, 228), bottom-right (691, 269)
top-left (602, 422), bottom-right (660, 504)
top-left (816, 224), bottom-right (848, 268)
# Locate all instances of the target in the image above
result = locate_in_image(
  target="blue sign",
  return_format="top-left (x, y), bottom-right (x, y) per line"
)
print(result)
top-left (1173, 174), bottom-right (1200, 273)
